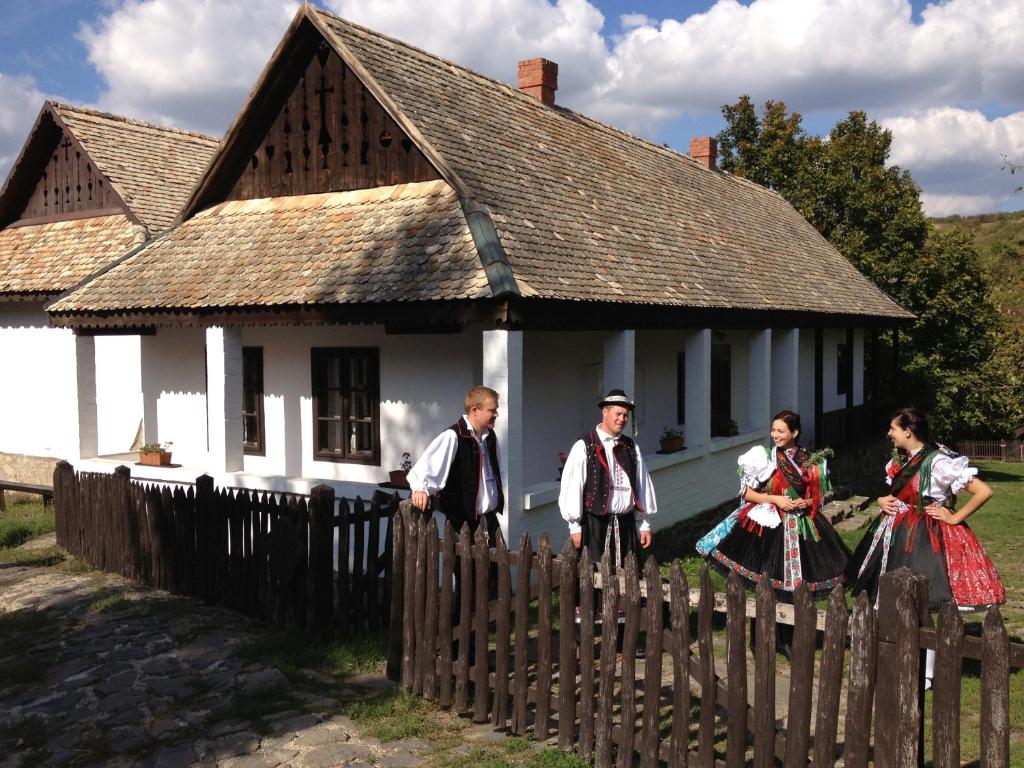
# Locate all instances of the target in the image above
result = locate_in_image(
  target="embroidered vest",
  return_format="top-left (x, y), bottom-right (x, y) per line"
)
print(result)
top-left (437, 419), bottom-right (504, 525)
top-left (581, 430), bottom-right (641, 516)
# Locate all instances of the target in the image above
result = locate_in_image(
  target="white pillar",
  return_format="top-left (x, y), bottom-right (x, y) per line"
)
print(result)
top-left (603, 330), bottom-right (636, 396)
top-left (771, 328), bottom-right (800, 416)
top-left (747, 329), bottom-right (771, 432)
top-left (483, 329), bottom-right (523, 544)
top-left (684, 329), bottom-right (711, 449)
top-left (206, 327), bottom-right (244, 473)
top-left (140, 334), bottom-right (160, 445)
top-left (73, 335), bottom-right (98, 460)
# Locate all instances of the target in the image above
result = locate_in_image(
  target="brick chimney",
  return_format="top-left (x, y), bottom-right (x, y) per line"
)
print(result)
top-left (688, 136), bottom-right (717, 169)
top-left (518, 58), bottom-right (558, 106)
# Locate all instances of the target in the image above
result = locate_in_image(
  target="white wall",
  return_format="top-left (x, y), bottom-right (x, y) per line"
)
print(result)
top-left (521, 431), bottom-right (767, 551)
top-left (238, 324), bottom-right (478, 484)
top-left (140, 328), bottom-right (209, 466)
top-left (798, 329), bottom-right (817, 443)
top-left (0, 302), bottom-right (79, 458)
top-left (522, 330), bottom-right (606, 486)
top-left (95, 336), bottom-right (143, 454)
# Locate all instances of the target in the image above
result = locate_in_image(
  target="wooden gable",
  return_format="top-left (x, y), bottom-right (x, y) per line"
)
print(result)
top-left (227, 40), bottom-right (440, 202)
top-left (18, 125), bottom-right (120, 221)
top-left (0, 107), bottom-right (126, 228)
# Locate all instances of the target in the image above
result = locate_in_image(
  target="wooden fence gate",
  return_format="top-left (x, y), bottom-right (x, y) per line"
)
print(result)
top-left (389, 504), bottom-right (1019, 767)
top-left (53, 461), bottom-right (398, 637)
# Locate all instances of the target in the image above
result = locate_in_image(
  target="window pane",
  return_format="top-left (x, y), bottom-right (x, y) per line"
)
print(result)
top-left (326, 357), bottom-right (342, 389)
top-left (243, 415), bottom-right (259, 445)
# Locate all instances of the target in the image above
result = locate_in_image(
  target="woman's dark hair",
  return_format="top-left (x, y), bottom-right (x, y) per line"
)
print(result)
top-left (890, 406), bottom-right (931, 442)
top-left (772, 410), bottom-right (801, 436)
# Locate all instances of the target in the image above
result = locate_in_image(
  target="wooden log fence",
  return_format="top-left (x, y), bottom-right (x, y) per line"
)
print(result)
top-left (52, 461), bottom-right (398, 637)
top-left (389, 502), bottom-right (1019, 768)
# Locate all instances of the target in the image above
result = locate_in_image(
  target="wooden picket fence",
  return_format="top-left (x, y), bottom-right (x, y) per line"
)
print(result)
top-left (389, 503), bottom-right (1020, 768)
top-left (954, 440), bottom-right (1024, 463)
top-left (52, 461), bottom-right (398, 637)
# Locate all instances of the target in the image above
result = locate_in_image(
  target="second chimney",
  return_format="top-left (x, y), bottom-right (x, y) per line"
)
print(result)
top-left (688, 136), bottom-right (717, 169)
top-left (518, 58), bottom-right (558, 106)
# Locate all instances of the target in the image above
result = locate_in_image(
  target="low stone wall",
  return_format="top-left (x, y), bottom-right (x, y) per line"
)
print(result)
top-left (0, 451), bottom-right (61, 485)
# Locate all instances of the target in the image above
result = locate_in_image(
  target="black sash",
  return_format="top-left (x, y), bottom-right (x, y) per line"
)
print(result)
top-left (776, 447), bottom-right (810, 497)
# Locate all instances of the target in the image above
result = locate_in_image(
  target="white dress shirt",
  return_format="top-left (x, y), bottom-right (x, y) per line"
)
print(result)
top-left (407, 416), bottom-right (500, 516)
top-left (558, 426), bottom-right (657, 535)
top-left (884, 447), bottom-right (978, 504)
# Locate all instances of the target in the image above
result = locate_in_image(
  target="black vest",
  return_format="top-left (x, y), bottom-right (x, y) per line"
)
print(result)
top-left (582, 430), bottom-right (641, 516)
top-left (437, 419), bottom-right (504, 526)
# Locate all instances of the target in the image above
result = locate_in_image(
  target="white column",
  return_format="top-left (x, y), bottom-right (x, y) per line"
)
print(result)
top-left (602, 330), bottom-right (636, 396)
top-left (73, 335), bottom-right (98, 460)
top-left (206, 327), bottom-right (244, 473)
top-left (771, 328), bottom-right (800, 416)
top-left (748, 329), bottom-right (772, 432)
top-left (684, 329), bottom-right (711, 449)
top-left (139, 334), bottom-right (160, 445)
top-left (483, 329), bottom-right (523, 544)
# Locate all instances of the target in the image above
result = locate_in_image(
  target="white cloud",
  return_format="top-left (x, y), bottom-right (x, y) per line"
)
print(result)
top-left (0, 73), bottom-right (48, 184)
top-left (884, 108), bottom-right (1024, 215)
top-left (328, 0), bottom-right (610, 104)
top-left (79, 0), bottom-right (300, 136)
top-left (585, 0), bottom-right (1024, 133)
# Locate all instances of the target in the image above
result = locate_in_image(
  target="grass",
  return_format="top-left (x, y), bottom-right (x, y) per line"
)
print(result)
top-left (233, 628), bottom-right (389, 683)
top-left (0, 496), bottom-right (54, 548)
top-left (88, 591), bottom-right (137, 613)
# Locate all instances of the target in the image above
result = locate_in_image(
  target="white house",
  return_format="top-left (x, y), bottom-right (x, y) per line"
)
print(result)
top-left (0, 103), bottom-right (218, 483)
top-left (47, 6), bottom-right (911, 546)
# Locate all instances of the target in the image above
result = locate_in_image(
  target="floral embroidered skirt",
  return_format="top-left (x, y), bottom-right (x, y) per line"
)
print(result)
top-left (696, 505), bottom-right (850, 596)
top-left (847, 514), bottom-right (1005, 611)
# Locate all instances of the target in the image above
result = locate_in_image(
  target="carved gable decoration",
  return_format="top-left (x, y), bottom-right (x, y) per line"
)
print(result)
top-left (228, 42), bottom-right (439, 201)
top-left (17, 125), bottom-right (120, 221)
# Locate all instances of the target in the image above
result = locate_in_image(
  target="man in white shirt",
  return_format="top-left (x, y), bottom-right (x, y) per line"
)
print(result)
top-left (559, 389), bottom-right (656, 571)
top-left (407, 386), bottom-right (503, 543)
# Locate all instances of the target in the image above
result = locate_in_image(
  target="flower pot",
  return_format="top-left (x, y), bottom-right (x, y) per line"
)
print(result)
top-left (659, 436), bottom-right (684, 453)
top-left (389, 469), bottom-right (409, 488)
top-left (140, 451), bottom-right (172, 466)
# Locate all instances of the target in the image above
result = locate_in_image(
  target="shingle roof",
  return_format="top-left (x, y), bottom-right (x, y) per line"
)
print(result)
top-left (0, 215), bottom-right (144, 295)
top-left (47, 180), bottom-right (486, 313)
top-left (52, 104), bottom-right (220, 233)
top-left (313, 8), bottom-right (911, 319)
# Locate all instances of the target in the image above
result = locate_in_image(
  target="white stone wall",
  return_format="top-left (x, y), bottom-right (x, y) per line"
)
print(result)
top-left (140, 327), bottom-right (209, 466)
top-left (0, 302), bottom-right (141, 460)
top-left (521, 431), bottom-right (767, 551)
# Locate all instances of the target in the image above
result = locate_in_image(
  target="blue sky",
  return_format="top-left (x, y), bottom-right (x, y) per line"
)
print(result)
top-left (1, 0), bottom-right (1022, 217)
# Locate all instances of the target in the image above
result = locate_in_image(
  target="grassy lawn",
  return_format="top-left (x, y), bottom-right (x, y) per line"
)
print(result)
top-left (0, 496), bottom-right (54, 548)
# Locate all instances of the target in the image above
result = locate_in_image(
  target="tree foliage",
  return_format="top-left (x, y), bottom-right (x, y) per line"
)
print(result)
top-left (717, 97), bottom-right (1022, 438)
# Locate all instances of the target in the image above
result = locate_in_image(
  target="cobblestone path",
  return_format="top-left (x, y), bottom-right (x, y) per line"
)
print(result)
top-left (0, 542), bottom-right (432, 768)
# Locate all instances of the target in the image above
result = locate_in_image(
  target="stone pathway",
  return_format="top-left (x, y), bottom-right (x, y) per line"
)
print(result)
top-left (0, 542), bottom-right (433, 768)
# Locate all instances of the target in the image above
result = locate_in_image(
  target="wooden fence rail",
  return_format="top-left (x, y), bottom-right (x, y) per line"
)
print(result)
top-left (389, 503), bottom-right (1017, 768)
top-left (52, 461), bottom-right (399, 637)
top-left (954, 440), bottom-right (1024, 463)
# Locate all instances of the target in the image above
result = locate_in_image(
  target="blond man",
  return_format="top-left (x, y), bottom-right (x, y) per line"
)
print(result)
top-left (407, 386), bottom-right (503, 541)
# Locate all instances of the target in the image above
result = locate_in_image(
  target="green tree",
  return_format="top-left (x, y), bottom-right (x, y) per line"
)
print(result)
top-left (717, 98), bottom-right (1019, 438)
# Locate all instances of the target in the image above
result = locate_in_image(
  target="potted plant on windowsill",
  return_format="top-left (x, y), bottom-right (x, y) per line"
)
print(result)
top-left (659, 427), bottom-right (685, 453)
top-left (389, 452), bottom-right (413, 488)
top-left (139, 442), bottom-right (173, 466)
top-left (710, 414), bottom-right (739, 438)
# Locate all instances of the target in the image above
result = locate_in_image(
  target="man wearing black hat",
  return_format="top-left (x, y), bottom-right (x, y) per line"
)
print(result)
top-left (558, 388), bottom-right (656, 570)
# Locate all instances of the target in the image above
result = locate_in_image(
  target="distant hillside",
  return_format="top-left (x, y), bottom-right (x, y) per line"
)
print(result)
top-left (931, 210), bottom-right (1024, 322)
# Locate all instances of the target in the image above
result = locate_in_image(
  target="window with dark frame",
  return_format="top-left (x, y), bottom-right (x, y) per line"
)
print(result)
top-left (242, 347), bottom-right (264, 455)
top-left (710, 343), bottom-right (733, 436)
top-left (837, 342), bottom-right (851, 397)
top-left (311, 348), bottom-right (380, 464)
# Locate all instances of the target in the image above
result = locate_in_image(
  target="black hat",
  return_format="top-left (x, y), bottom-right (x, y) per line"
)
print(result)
top-left (598, 389), bottom-right (635, 410)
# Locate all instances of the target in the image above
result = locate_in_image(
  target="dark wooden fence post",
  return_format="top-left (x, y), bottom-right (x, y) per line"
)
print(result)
top-left (752, 576), bottom-right (776, 768)
top-left (558, 539), bottom-right (578, 749)
top-left (386, 503), bottom-right (406, 681)
top-left (617, 553), bottom-right (641, 768)
top-left (308, 485), bottom-right (335, 639)
top-left (53, 461), bottom-right (75, 551)
top-left (492, 530), bottom-right (512, 727)
top-left (639, 556), bottom-right (664, 768)
top-left (725, 571), bottom-right (748, 768)
top-left (423, 518), bottom-right (440, 701)
top-left (980, 608), bottom-right (1010, 768)
top-left (511, 533), bottom-right (533, 736)
top-left (812, 588), bottom-right (849, 768)
top-left (932, 603), bottom-right (963, 768)
top-left (595, 557), bottom-right (618, 768)
top-left (669, 561), bottom-right (690, 768)
top-left (874, 569), bottom-right (926, 768)
top-left (578, 547), bottom-right (596, 761)
top-left (113, 466), bottom-right (133, 579)
top-left (438, 520), bottom-right (456, 706)
top-left (400, 506), bottom-right (418, 692)
top-left (784, 583), bottom-right (816, 768)
top-left (535, 534), bottom-right (553, 739)
top-left (697, 565), bottom-right (716, 768)
top-left (843, 592), bottom-right (876, 768)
